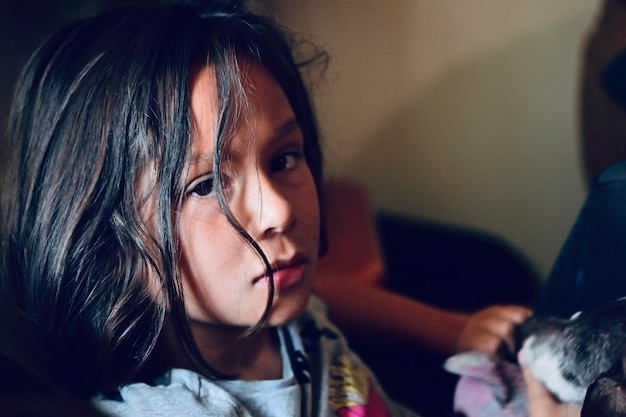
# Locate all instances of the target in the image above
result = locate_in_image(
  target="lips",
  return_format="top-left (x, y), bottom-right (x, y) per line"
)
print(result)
top-left (254, 257), bottom-right (307, 290)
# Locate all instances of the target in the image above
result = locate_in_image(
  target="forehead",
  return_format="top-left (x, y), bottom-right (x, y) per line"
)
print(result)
top-left (188, 62), bottom-right (295, 165)
top-left (189, 65), bottom-right (218, 163)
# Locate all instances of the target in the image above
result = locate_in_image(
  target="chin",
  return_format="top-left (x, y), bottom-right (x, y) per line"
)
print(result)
top-left (266, 292), bottom-right (311, 326)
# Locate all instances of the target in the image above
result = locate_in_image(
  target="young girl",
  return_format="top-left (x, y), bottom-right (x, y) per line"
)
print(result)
top-left (1, 1), bottom-right (550, 416)
top-left (0, 1), bottom-right (417, 415)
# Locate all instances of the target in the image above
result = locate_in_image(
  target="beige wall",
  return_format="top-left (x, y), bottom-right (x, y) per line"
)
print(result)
top-left (0, 1), bottom-right (601, 279)
top-left (272, 0), bottom-right (600, 278)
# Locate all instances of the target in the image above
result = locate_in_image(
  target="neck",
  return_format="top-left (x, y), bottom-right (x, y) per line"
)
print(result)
top-left (159, 319), bottom-right (283, 381)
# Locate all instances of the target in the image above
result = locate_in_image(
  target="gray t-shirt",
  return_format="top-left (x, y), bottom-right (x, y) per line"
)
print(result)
top-left (93, 296), bottom-right (418, 416)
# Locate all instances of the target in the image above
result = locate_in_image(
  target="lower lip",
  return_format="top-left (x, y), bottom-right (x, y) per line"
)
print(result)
top-left (257, 263), bottom-right (306, 290)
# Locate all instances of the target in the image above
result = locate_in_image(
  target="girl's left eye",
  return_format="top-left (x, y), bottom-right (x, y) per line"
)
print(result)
top-left (189, 177), bottom-right (214, 197)
top-left (271, 152), bottom-right (303, 173)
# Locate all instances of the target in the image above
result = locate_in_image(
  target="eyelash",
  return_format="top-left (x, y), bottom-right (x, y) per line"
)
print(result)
top-left (186, 151), bottom-right (304, 198)
top-left (271, 151), bottom-right (303, 173)
top-left (188, 176), bottom-right (214, 197)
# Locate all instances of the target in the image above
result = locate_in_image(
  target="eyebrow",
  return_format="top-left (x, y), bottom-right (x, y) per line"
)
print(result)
top-left (190, 150), bottom-right (213, 167)
top-left (270, 117), bottom-right (301, 144)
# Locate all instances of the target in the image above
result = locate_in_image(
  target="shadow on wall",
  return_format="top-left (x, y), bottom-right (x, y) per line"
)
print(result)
top-left (341, 14), bottom-right (590, 278)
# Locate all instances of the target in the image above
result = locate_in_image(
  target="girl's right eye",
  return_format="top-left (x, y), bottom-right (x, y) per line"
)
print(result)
top-left (189, 176), bottom-right (214, 197)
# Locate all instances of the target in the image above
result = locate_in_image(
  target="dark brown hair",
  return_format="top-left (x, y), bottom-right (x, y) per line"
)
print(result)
top-left (0, 1), bottom-right (326, 396)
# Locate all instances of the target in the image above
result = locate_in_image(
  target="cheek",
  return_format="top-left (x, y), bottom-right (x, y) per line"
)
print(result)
top-left (177, 205), bottom-right (228, 287)
top-left (177, 216), bottom-right (237, 321)
top-left (178, 199), bottom-right (224, 248)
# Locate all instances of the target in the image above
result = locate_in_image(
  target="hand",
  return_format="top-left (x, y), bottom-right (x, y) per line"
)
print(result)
top-left (456, 305), bottom-right (531, 357)
top-left (521, 364), bottom-right (581, 417)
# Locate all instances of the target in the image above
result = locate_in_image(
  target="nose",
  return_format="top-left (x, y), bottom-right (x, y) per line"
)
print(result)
top-left (239, 173), bottom-right (296, 240)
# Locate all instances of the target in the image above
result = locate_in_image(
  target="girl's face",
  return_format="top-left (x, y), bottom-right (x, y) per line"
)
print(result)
top-left (178, 63), bottom-right (320, 329)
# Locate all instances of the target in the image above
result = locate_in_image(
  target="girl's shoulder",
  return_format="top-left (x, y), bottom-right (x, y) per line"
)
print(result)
top-left (92, 368), bottom-right (247, 417)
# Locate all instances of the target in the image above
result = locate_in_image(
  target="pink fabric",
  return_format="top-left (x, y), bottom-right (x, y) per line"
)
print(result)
top-left (444, 351), bottom-right (528, 417)
top-left (336, 387), bottom-right (390, 417)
